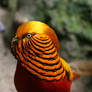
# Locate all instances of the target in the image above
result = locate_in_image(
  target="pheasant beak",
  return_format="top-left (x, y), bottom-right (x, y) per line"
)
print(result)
top-left (11, 35), bottom-right (19, 45)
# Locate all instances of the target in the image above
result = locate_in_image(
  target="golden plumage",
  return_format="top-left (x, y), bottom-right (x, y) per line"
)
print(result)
top-left (11, 21), bottom-right (76, 92)
top-left (16, 21), bottom-right (60, 51)
top-left (11, 21), bottom-right (74, 81)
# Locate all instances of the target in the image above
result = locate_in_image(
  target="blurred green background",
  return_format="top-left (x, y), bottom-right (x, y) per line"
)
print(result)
top-left (0, 0), bottom-right (92, 92)
top-left (1, 0), bottom-right (92, 61)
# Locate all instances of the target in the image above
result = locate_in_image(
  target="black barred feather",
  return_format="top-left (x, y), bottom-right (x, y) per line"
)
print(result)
top-left (11, 34), bottom-right (66, 81)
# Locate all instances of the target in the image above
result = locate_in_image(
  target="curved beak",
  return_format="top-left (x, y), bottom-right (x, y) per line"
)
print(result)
top-left (11, 36), bottom-right (19, 45)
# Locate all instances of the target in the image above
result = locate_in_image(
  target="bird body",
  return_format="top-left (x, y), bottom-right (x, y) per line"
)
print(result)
top-left (11, 21), bottom-right (74, 92)
top-left (14, 63), bottom-right (71, 92)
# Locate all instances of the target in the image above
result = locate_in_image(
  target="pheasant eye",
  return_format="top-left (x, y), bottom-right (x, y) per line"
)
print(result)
top-left (26, 33), bottom-right (32, 38)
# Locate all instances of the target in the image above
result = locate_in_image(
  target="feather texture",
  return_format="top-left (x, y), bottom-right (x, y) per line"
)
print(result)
top-left (11, 21), bottom-right (74, 92)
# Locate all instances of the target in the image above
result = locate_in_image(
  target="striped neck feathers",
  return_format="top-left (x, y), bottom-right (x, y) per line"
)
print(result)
top-left (12, 34), bottom-right (66, 81)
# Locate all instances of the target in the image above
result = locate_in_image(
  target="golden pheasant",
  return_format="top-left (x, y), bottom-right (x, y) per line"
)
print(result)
top-left (11, 21), bottom-right (78, 92)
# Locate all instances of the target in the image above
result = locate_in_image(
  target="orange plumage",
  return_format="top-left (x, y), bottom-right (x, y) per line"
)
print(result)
top-left (11, 21), bottom-right (76, 92)
top-left (16, 21), bottom-right (60, 51)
